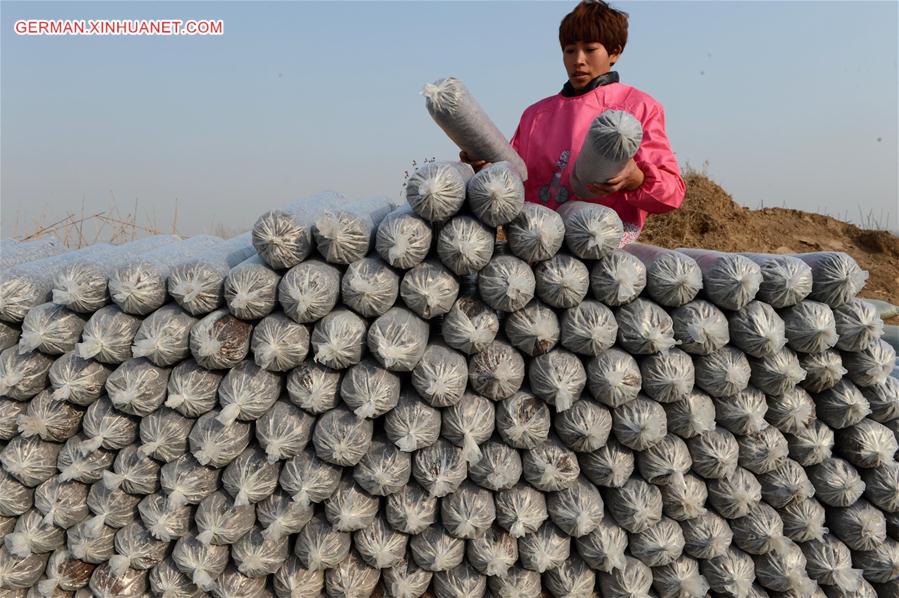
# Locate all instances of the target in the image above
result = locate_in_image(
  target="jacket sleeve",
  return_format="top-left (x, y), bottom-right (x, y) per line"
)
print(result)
top-left (622, 103), bottom-right (686, 214)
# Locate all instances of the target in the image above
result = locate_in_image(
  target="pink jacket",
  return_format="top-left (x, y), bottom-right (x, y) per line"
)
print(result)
top-left (510, 82), bottom-right (685, 230)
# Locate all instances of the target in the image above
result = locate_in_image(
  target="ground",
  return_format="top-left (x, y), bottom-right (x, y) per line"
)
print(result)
top-left (640, 172), bottom-right (899, 312)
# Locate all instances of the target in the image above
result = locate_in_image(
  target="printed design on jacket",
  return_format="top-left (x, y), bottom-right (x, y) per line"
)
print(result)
top-left (538, 150), bottom-right (570, 205)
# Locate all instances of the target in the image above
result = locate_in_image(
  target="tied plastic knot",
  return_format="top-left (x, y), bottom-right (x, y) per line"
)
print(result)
top-left (102, 470), bottom-right (126, 491)
top-left (18, 331), bottom-right (43, 354)
top-left (109, 278), bottom-right (139, 304)
top-left (79, 435), bottom-right (105, 454)
top-left (461, 433), bottom-right (483, 464)
top-left (41, 508), bottom-right (56, 526)
top-left (509, 521), bottom-right (526, 538)
top-left (216, 403), bottom-right (242, 427)
top-left (505, 275), bottom-right (530, 301)
top-left (196, 529), bottom-right (215, 545)
top-left (5, 533), bottom-right (33, 558)
top-left (110, 387), bottom-right (139, 408)
top-left (426, 376), bottom-right (451, 399)
top-left (193, 570), bottom-right (216, 591)
top-left (387, 232), bottom-right (412, 264)
top-left (262, 520), bottom-right (285, 541)
top-left (167, 490), bottom-right (187, 509)
top-left (76, 338), bottom-right (102, 359)
top-left (292, 489), bottom-right (311, 507)
top-left (84, 514), bottom-right (106, 538)
top-left (539, 461), bottom-right (560, 486)
top-left (51, 384), bottom-right (71, 401)
top-left (234, 489), bottom-right (250, 507)
top-left (37, 578), bottom-right (60, 596)
top-left (354, 401), bottom-right (377, 420)
top-left (108, 555), bottom-right (130, 577)
top-left (265, 442), bottom-right (284, 464)
top-left (229, 290), bottom-right (251, 310)
top-left (575, 512), bottom-right (594, 537)
top-left (768, 534), bottom-right (790, 555)
top-left (138, 441), bottom-right (162, 458)
top-left (165, 393), bottom-right (186, 409)
top-left (554, 388), bottom-right (575, 412)
top-left (17, 414), bottom-right (46, 438)
top-left (196, 335), bottom-right (222, 358)
top-left (486, 557), bottom-right (511, 577)
top-left (175, 281), bottom-right (202, 304)
top-left (149, 518), bottom-right (174, 542)
top-left (59, 462), bottom-right (87, 483)
top-left (131, 337), bottom-right (160, 359)
top-left (194, 446), bottom-right (215, 466)
top-left (396, 435), bottom-right (418, 453)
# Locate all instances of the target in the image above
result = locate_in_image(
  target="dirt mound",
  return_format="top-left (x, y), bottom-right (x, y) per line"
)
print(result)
top-left (641, 173), bottom-right (899, 305)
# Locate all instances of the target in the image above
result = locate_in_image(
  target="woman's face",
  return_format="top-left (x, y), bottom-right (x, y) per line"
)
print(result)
top-left (563, 41), bottom-right (620, 89)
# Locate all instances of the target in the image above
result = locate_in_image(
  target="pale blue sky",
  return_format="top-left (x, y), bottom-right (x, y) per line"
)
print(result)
top-left (2, 1), bottom-right (897, 239)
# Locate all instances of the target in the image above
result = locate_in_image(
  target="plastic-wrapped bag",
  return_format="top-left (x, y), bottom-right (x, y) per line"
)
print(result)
top-left (309, 308), bottom-right (368, 370)
top-left (787, 420), bottom-right (834, 466)
top-left (729, 301), bottom-right (787, 359)
top-left (38, 548), bottom-right (96, 595)
top-left (324, 551), bottom-right (381, 597)
top-left (312, 406), bottom-right (373, 466)
top-left (843, 339), bottom-right (895, 387)
top-left (385, 482), bottom-right (438, 535)
top-left (863, 462), bottom-right (899, 513)
top-left (408, 523), bottom-right (466, 573)
top-left (477, 255), bottom-right (535, 313)
top-left (159, 454), bottom-right (221, 509)
top-left (606, 477), bottom-right (663, 533)
top-left (741, 253), bottom-right (813, 308)
top-left (624, 244), bottom-right (703, 307)
top-left (1, 436), bottom-right (63, 487)
top-left (340, 358), bottom-right (401, 419)
top-left (730, 502), bottom-right (787, 555)
top-left (440, 480), bottom-right (496, 540)
top-left (815, 379), bottom-right (871, 429)
top-left (492, 484), bottom-right (548, 540)
top-left (796, 252), bottom-right (868, 307)
top-left (85, 481), bottom-right (141, 533)
top-left (213, 565), bottom-right (270, 598)
top-left (189, 308), bottom-right (253, 370)
top-left (688, 426), bottom-right (739, 479)
top-left (231, 526), bottom-right (289, 577)
top-left (590, 249), bottom-right (647, 306)
top-left (103, 444), bottom-right (160, 495)
top-left (468, 340), bottom-right (526, 401)
top-left (554, 398), bottom-right (612, 453)
top-left (528, 349), bottom-right (586, 412)
top-left (137, 493), bottom-right (192, 542)
top-left (640, 348), bottom-right (695, 404)
top-left (663, 389), bottom-right (716, 439)
top-left (753, 537), bottom-right (816, 594)
top-left (88, 562), bottom-right (149, 598)
top-left (506, 203), bottom-right (565, 264)
top-left (578, 438), bottom-right (634, 488)
top-left (375, 206), bottom-right (432, 270)
top-left (776, 371), bottom-right (831, 426)
top-left (256, 489), bottom-right (313, 542)
top-left (781, 301), bottom-right (839, 354)
top-left (167, 233), bottom-right (256, 316)
top-left (680, 510), bottom-right (732, 560)
top-left (352, 438), bottom-right (412, 497)
top-left (542, 556), bottom-right (596, 597)
top-left (676, 249), bottom-right (761, 311)
top-left (279, 449), bottom-right (341, 507)
top-left (522, 436), bottom-right (581, 492)
top-left (285, 361), bottom-right (341, 415)
top-left (410, 343), bottom-right (468, 407)
top-left (466, 527), bottom-right (518, 578)
top-left (4, 508), bottom-right (64, 557)
top-left (534, 253), bottom-right (588, 309)
top-left (494, 390), bottom-right (550, 449)
top-left (586, 349), bottom-right (643, 408)
top-left (255, 400), bottom-right (314, 464)
top-left (48, 352), bottom-right (110, 406)
top-left (652, 555), bottom-right (710, 598)
top-left (251, 193), bottom-right (345, 270)
top-left (312, 196), bottom-right (396, 265)
top-left (860, 377), bottom-right (899, 423)
top-left (273, 556), bottom-right (325, 598)
top-left (292, 515), bottom-right (351, 572)
top-left (516, 521), bottom-right (570, 573)
top-left (836, 418), bottom-right (897, 468)
top-left (636, 433), bottom-right (691, 486)
top-left (385, 390), bottom-right (441, 452)
top-left (411, 439), bottom-right (466, 498)
top-left (251, 313), bottom-right (309, 372)
top-left (107, 521), bottom-right (168, 577)
top-left (706, 467), bottom-right (761, 519)
top-left (851, 538), bottom-right (899, 584)
top-left (405, 161), bottom-right (471, 223)
top-left (629, 516), bottom-right (685, 567)
top-left (18, 302), bottom-right (86, 355)
top-left (382, 558), bottom-right (435, 598)
top-left (216, 359), bottom-right (281, 426)
top-left (0, 398), bottom-right (26, 441)
top-left (34, 477), bottom-right (89, 529)
top-left (828, 499), bottom-right (887, 551)
top-left (737, 425), bottom-right (789, 475)
top-left (436, 215), bottom-right (494, 276)
top-left (756, 458), bottom-right (815, 508)
top-left (694, 346), bottom-right (752, 398)
top-left (615, 298), bottom-right (677, 354)
top-left (713, 385), bottom-right (768, 436)
top-left (441, 296), bottom-right (499, 354)
top-left (0, 470), bottom-right (33, 517)
top-left (0, 346), bottom-right (54, 400)
top-left (188, 410), bottom-right (251, 467)
top-left (164, 359), bottom-right (221, 417)
top-left (221, 447), bottom-right (279, 507)
top-left (137, 407), bottom-right (192, 463)
top-left (612, 396), bottom-right (667, 451)
top-left (400, 260), bottom-right (459, 320)
top-left (573, 515), bottom-right (627, 573)
top-left (351, 515), bottom-right (407, 570)
top-left (660, 473), bottom-right (708, 522)
top-left (560, 299), bottom-right (618, 356)
top-left (105, 357), bottom-right (169, 417)
top-left (504, 300), bottom-right (559, 357)
top-left (556, 201), bottom-right (623, 260)
top-left (670, 300), bottom-right (729, 356)
top-left (833, 299), bottom-right (884, 352)
top-left (748, 346), bottom-right (807, 396)
top-left (546, 475), bottom-right (604, 537)
top-left (130, 304), bottom-right (195, 367)
top-left (323, 476), bottom-right (380, 534)
top-left (221, 255), bottom-right (280, 320)
top-left (75, 305), bottom-right (140, 365)
top-left (801, 534), bottom-right (864, 592)
top-left (17, 389), bottom-right (83, 443)
top-left (1, 237), bottom-right (64, 269)
top-left (172, 534), bottom-right (230, 591)
top-left (568, 109), bottom-right (641, 194)
top-left (466, 161), bottom-right (525, 226)
top-left (597, 556), bottom-right (653, 598)
top-left (0, 321), bottom-right (19, 352)
top-left (441, 392), bottom-right (495, 464)
top-left (780, 496), bottom-right (827, 542)
top-left (340, 257), bottom-right (399, 319)
top-left (701, 547), bottom-right (757, 597)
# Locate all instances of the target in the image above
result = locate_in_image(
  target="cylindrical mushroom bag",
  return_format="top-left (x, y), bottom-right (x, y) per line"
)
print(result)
top-left (440, 480), bottom-right (496, 540)
top-left (256, 489), bottom-right (314, 542)
top-left (408, 524), bottom-right (465, 572)
top-left (279, 448), bottom-right (342, 507)
top-left (651, 555), bottom-right (710, 598)
top-left (833, 298), bottom-right (884, 352)
top-left (826, 499), bottom-right (887, 552)
top-left (546, 475), bottom-right (604, 538)
top-left (623, 243), bottom-right (703, 307)
top-left (801, 534), bottom-right (865, 592)
top-left (278, 260), bottom-right (340, 324)
top-left (706, 467), bottom-right (762, 520)
top-left (165, 359), bottom-right (222, 418)
top-left (0, 470), bottom-right (33, 517)
top-left (375, 205), bottom-right (433, 269)
top-left (39, 548), bottom-right (96, 595)
top-left (680, 510), bottom-right (732, 560)
top-left (384, 390), bottom-right (441, 453)
top-left (517, 521), bottom-right (571, 574)
top-left (48, 351), bottom-right (111, 406)
top-left (640, 348), bottom-right (695, 404)
top-left (605, 477), bottom-right (664, 533)
top-left (495, 390), bottom-right (552, 450)
top-left (862, 462), bottom-right (899, 513)
top-left (779, 496), bottom-right (827, 543)
top-left (748, 346), bottom-right (807, 396)
top-left (18, 302), bottom-right (87, 355)
top-left (103, 444), bottom-right (160, 496)
top-left (441, 296), bottom-right (500, 355)
top-left (223, 254), bottom-right (281, 320)
top-left (712, 385), bottom-right (769, 436)
top-left (213, 565), bottom-right (270, 597)
top-left (85, 481), bottom-right (142, 533)
top-left (216, 359), bottom-right (281, 426)
top-left (466, 161), bottom-right (525, 226)
top-left (796, 251), bottom-right (868, 307)
top-left (433, 563), bottom-right (489, 598)
top-left (597, 556), bottom-right (653, 598)
top-left (506, 203), bottom-right (565, 264)
top-left (172, 534), bottom-right (230, 591)
top-left (835, 417), bottom-right (898, 469)
top-left (553, 397), bottom-right (613, 453)
top-left (16, 389), bottom-right (83, 443)
top-left (436, 215), bottom-right (495, 276)
top-left (676, 248), bottom-right (762, 311)
top-left (0, 345), bottom-right (54, 401)
top-left (781, 300), bottom-right (840, 354)
top-left (75, 305), bottom-right (141, 365)
top-left (560, 299), bottom-right (618, 356)
top-left (842, 338), bottom-right (896, 388)
top-left (468, 440), bottom-right (522, 492)
top-left (312, 406), bottom-right (373, 467)
top-left (521, 435), bottom-right (581, 492)
top-left (231, 526), bottom-right (289, 578)
top-left (149, 557), bottom-right (206, 598)
top-left (543, 556), bottom-right (596, 598)
top-left (339, 358), bottom-right (402, 419)
top-left (250, 193), bottom-right (343, 270)
top-left (441, 391), bottom-right (495, 464)
top-left (755, 458), bottom-right (815, 509)
top-left (787, 419), bottom-right (835, 467)
top-left (251, 312), bottom-right (310, 372)
top-left (385, 482), bottom-right (438, 535)
top-left (611, 396), bottom-right (667, 451)
top-left (528, 348), bottom-right (587, 412)
top-left (700, 547), bottom-right (757, 597)
top-left (636, 433), bottom-right (692, 486)
top-left (137, 493), bottom-right (192, 542)
top-left (158, 455), bottom-right (220, 509)
top-left (310, 308), bottom-right (368, 370)
top-left (367, 307), bottom-right (430, 372)
top-left (573, 514), bottom-right (628, 573)
top-left (670, 299), bottom-right (730, 356)
top-left (629, 516), bottom-right (685, 567)
top-left (189, 308), bottom-right (253, 370)
top-left (137, 407), bottom-right (192, 463)
top-left (466, 526), bottom-right (518, 578)
top-left (569, 109), bottom-right (643, 197)
top-left (324, 553), bottom-right (381, 598)
top-left (4, 507), bottom-right (65, 558)
top-left (411, 343), bottom-right (469, 407)
top-left (108, 521), bottom-right (169, 576)
top-left (753, 537), bottom-right (817, 594)
top-left (728, 300), bottom-right (787, 359)
top-left (105, 357), bottom-right (170, 418)
top-left (737, 425), bottom-right (789, 475)
top-left (352, 438), bottom-right (412, 497)
top-left (353, 514), bottom-right (408, 570)
top-left (766, 386), bottom-right (818, 434)
top-left (615, 297), bottom-right (678, 354)
top-left (477, 255), bottom-right (536, 313)
top-left (285, 361), bottom-right (341, 415)
top-left (534, 253), bottom-right (589, 309)
top-left (578, 438), bottom-right (635, 489)
top-left (586, 348), bottom-right (642, 408)
top-left (1, 436), bottom-right (62, 488)
top-left (311, 195), bottom-right (397, 266)
top-left (400, 259), bottom-right (460, 320)
top-left (340, 256), bottom-right (399, 318)
top-left (412, 439), bottom-right (467, 498)
top-left (557, 201), bottom-right (624, 260)
top-left (272, 556), bottom-right (325, 598)
top-left (814, 379), bottom-right (871, 430)
top-left (730, 502), bottom-right (787, 555)
top-left (659, 473), bottom-right (708, 522)
top-left (687, 426), bottom-right (740, 480)
top-left (694, 346), bottom-right (752, 398)
top-left (859, 376), bottom-right (899, 423)
top-left (0, 398), bottom-right (26, 441)
top-left (323, 476), bottom-right (379, 533)
top-left (404, 161), bottom-right (471, 223)
top-left (590, 249), bottom-right (647, 306)
top-left (255, 400), bottom-right (316, 464)
top-left (88, 561), bottom-right (150, 597)
top-left (663, 389), bottom-right (716, 440)
top-left (189, 410), bottom-right (251, 468)
top-left (741, 252), bottom-right (814, 308)
top-left (850, 538), bottom-right (899, 584)
top-left (130, 304), bottom-right (196, 367)
top-left (468, 340), bottom-right (526, 401)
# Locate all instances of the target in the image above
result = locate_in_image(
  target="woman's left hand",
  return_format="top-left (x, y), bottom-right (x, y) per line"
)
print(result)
top-left (586, 159), bottom-right (645, 196)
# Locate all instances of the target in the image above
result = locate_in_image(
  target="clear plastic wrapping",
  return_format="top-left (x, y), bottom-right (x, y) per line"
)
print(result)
top-left (836, 417), bottom-right (898, 469)
top-left (468, 340), bottom-right (526, 401)
top-left (862, 462), bottom-right (899, 513)
top-left (311, 308), bottom-right (368, 370)
top-left (780, 496), bottom-right (827, 542)
top-left (466, 161), bottom-right (525, 226)
top-left (850, 538), bottom-right (899, 584)
top-left (534, 253), bottom-right (588, 309)
top-left (522, 435), bottom-right (581, 492)
top-left (688, 426), bottom-right (740, 479)
top-left (48, 351), bottom-right (110, 406)
top-left (574, 514), bottom-right (628, 572)
top-left (827, 499), bottom-right (887, 552)
top-left (67, 518), bottom-right (116, 564)
top-left (159, 454), bottom-right (221, 509)
top-left (172, 534), bottom-right (230, 591)
top-left (286, 361), bottom-right (342, 415)
top-left (542, 556), bottom-right (596, 597)
top-left (0, 321), bottom-right (19, 352)
top-left (495, 390), bottom-right (551, 449)
top-left (630, 516), bottom-right (685, 567)
top-left (0, 345), bottom-right (54, 400)
top-left (441, 391), bottom-right (495, 464)
top-left (189, 308), bottom-right (253, 370)
top-left (277, 260), bottom-right (340, 324)
top-left (312, 195), bottom-right (396, 265)
top-left (353, 438), bottom-right (412, 497)
top-left (590, 249), bottom-right (647, 307)
top-left (612, 396), bottom-right (667, 451)
top-left (796, 251), bottom-right (868, 307)
top-left (272, 556), bottom-right (325, 598)
top-left (815, 379), bottom-right (871, 429)
top-left (76, 305), bottom-right (142, 365)
top-left (214, 565), bottom-right (270, 597)
top-left (293, 514), bottom-right (351, 571)
top-left (340, 358), bottom-right (401, 419)
top-left (741, 253), bottom-right (814, 308)
top-left (477, 255), bottom-right (536, 313)
top-left (216, 359), bottom-right (282, 426)
top-left (730, 502), bottom-right (787, 555)
top-left (440, 296), bottom-right (499, 355)
top-left (255, 400), bottom-right (314, 463)
top-left (4, 508), bottom-right (64, 557)
top-left (341, 257), bottom-right (399, 318)
top-left (578, 438), bottom-right (634, 488)
top-left (468, 440), bottom-right (522, 491)
top-left (636, 433), bottom-right (691, 486)
top-left (506, 203), bottom-right (565, 264)
top-left (705, 467), bottom-right (761, 520)
top-left (375, 206), bottom-right (433, 269)
top-left (528, 348), bottom-right (587, 412)
top-left (109, 521), bottom-right (168, 576)
top-left (137, 407), bottom-right (192, 463)
top-left (624, 243), bottom-right (703, 307)
top-left (408, 524), bottom-right (465, 572)
top-left (1, 237), bottom-right (64, 270)
top-left (466, 526), bottom-right (518, 578)
top-left (737, 425), bottom-right (789, 475)
top-left (680, 510), bottom-right (732, 560)
top-left (39, 548), bottom-right (96, 594)
top-left (748, 346), bottom-right (807, 396)
top-left (799, 349), bottom-right (846, 394)
top-left (787, 419), bottom-right (835, 467)
top-left (231, 526), bottom-right (289, 577)
top-left (713, 385), bottom-right (768, 436)
top-left (104, 444), bottom-right (160, 495)
top-left (1, 436), bottom-right (63, 487)
top-left (138, 493), bottom-right (192, 542)
top-left (694, 346), bottom-right (752, 398)
top-left (353, 515), bottom-right (408, 569)
top-left (105, 357), bottom-right (170, 417)
top-left (34, 477), bottom-right (89, 529)
top-left (411, 343), bottom-right (468, 407)
top-left (663, 389), bottom-right (716, 439)
top-left (557, 201), bottom-right (623, 260)
top-left (86, 481), bottom-right (142, 531)
top-left (0, 398), bottom-right (26, 440)
top-left (842, 338), bottom-right (896, 387)
top-left (385, 390), bottom-right (441, 452)
top-left (651, 555), bottom-right (710, 598)
top-left (440, 480), bottom-right (496, 539)
top-left (606, 477), bottom-right (663, 533)
top-left (701, 547), bottom-right (757, 597)
top-left (781, 300), bottom-right (840, 354)
top-left (436, 215), bottom-right (495, 276)
top-left (560, 299), bottom-right (617, 356)
top-left (640, 348), bottom-right (695, 404)
top-left (860, 376), bottom-right (899, 423)
top-left (189, 410), bottom-right (251, 467)
top-left (223, 255), bottom-right (281, 320)
top-left (670, 300), bottom-right (729, 356)
top-left (18, 302), bottom-right (86, 355)
top-left (279, 449), bottom-right (342, 506)
top-left (517, 521), bottom-right (571, 573)
top-left (801, 534), bottom-right (864, 592)
top-left (385, 482), bottom-right (438, 535)
top-left (833, 298), bottom-right (884, 352)
top-left (546, 475), bottom-right (604, 537)
top-left (412, 439), bottom-right (466, 497)
top-left (753, 537), bottom-right (816, 594)
top-left (486, 567), bottom-right (543, 598)
top-left (569, 109), bottom-right (642, 197)
top-left (88, 562), bottom-right (149, 597)
top-left (404, 161), bottom-right (470, 223)
top-left (756, 458), bottom-right (815, 508)
top-left (676, 249), bottom-right (761, 311)
top-left (0, 470), bottom-right (33, 517)
top-left (251, 192), bottom-right (345, 270)
top-left (312, 406), bottom-right (373, 466)
top-left (660, 473), bottom-right (708, 522)
top-left (597, 556), bottom-right (653, 598)
top-left (729, 300), bottom-right (787, 358)
top-left (615, 298), bottom-right (678, 354)
top-left (554, 397), bottom-right (612, 453)
top-left (257, 489), bottom-right (313, 541)
top-left (400, 260), bottom-right (459, 320)
top-left (251, 312), bottom-right (309, 372)
top-left (16, 389), bottom-right (83, 443)
top-left (130, 304), bottom-right (195, 367)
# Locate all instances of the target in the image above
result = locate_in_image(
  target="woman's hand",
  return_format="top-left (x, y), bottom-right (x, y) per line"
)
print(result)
top-left (459, 150), bottom-right (490, 173)
top-left (586, 159), bottom-right (645, 196)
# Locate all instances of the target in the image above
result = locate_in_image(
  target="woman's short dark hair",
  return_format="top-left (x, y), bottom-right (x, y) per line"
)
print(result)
top-left (559, 1), bottom-right (629, 56)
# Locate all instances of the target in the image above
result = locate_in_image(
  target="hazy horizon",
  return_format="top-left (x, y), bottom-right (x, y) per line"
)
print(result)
top-left (2, 1), bottom-right (897, 240)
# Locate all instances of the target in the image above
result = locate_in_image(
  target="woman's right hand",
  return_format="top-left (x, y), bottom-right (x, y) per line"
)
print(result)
top-left (459, 150), bottom-right (490, 173)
